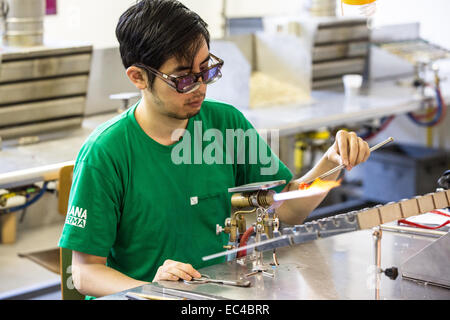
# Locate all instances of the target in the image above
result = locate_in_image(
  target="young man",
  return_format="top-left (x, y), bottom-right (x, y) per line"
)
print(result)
top-left (58, 0), bottom-right (370, 298)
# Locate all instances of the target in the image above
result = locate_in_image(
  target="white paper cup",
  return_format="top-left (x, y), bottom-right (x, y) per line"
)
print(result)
top-left (343, 74), bottom-right (363, 97)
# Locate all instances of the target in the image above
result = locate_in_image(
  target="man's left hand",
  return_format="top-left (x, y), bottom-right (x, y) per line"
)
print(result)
top-left (324, 130), bottom-right (370, 171)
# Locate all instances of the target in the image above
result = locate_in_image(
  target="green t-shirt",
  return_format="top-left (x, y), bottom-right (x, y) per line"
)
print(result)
top-left (58, 98), bottom-right (293, 284)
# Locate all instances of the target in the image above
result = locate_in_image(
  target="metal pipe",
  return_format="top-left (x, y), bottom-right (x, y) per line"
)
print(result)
top-left (3, 0), bottom-right (45, 47)
top-left (380, 225), bottom-right (446, 237)
top-left (0, 160), bottom-right (74, 188)
top-left (231, 190), bottom-right (275, 208)
top-left (373, 227), bottom-right (382, 300)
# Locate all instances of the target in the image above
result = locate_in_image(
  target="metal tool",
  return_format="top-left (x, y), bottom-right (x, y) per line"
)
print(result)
top-left (304, 136), bottom-right (394, 184)
top-left (216, 180), bottom-right (287, 278)
top-left (184, 274), bottom-right (251, 287)
top-left (438, 170), bottom-right (450, 190)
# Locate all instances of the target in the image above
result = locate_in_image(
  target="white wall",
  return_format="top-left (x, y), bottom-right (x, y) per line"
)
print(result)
top-left (44, 0), bottom-right (134, 49)
top-left (43, 0), bottom-right (306, 48)
top-left (371, 0), bottom-right (450, 50)
top-left (44, 0), bottom-right (450, 50)
top-left (43, 0), bottom-right (226, 48)
top-left (226, 0), bottom-right (304, 18)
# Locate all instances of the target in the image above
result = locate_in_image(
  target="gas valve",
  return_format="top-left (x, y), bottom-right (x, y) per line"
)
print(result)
top-left (437, 170), bottom-right (450, 190)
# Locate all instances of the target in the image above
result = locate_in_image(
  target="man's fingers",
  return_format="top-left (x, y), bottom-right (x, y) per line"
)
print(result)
top-left (336, 131), bottom-right (349, 167)
top-left (153, 266), bottom-right (179, 282)
top-left (163, 259), bottom-right (175, 266)
top-left (355, 138), bottom-right (365, 165)
top-left (176, 263), bottom-right (201, 279)
top-left (363, 142), bottom-right (371, 163)
top-left (333, 131), bottom-right (371, 169)
top-left (166, 267), bottom-right (194, 281)
top-left (155, 260), bottom-right (202, 282)
top-left (160, 272), bottom-right (179, 281)
top-left (357, 139), bottom-right (370, 164)
top-left (156, 268), bottom-right (190, 281)
top-left (348, 133), bottom-right (359, 168)
top-left (164, 261), bottom-right (200, 281)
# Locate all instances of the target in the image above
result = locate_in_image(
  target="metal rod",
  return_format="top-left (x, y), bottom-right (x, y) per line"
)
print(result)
top-left (373, 227), bottom-right (382, 300)
top-left (380, 225), bottom-right (447, 237)
top-left (202, 235), bottom-right (289, 261)
top-left (305, 137), bottom-right (394, 184)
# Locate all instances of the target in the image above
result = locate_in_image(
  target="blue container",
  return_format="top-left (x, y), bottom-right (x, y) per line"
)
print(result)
top-left (362, 143), bottom-right (450, 203)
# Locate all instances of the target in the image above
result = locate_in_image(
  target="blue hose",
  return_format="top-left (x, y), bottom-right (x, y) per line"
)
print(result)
top-left (407, 87), bottom-right (443, 127)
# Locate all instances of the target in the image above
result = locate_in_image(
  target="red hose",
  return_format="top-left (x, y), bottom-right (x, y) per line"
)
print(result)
top-left (237, 226), bottom-right (255, 258)
top-left (398, 219), bottom-right (450, 230)
top-left (409, 86), bottom-right (446, 126)
top-left (411, 102), bottom-right (437, 120)
top-left (398, 210), bottom-right (450, 230)
top-left (363, 115), bottom-right (395, 140)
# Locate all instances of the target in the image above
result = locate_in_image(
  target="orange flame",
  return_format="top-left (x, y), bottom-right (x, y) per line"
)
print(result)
top-left (298, 178), bottom-right (342, 191)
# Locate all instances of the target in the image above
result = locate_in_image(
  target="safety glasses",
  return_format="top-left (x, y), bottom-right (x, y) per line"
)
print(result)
top-left (134, 53), bottom-right (224, 94)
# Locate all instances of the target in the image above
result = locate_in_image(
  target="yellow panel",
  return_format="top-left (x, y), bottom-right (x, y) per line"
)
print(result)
top-left (399, 198), bottom-right (420, 218)
top-left (416, 194), bottom-right (435, 213)
top-left (378, 202), bottom-right (402, 224)
top-left (357, 207), bottom-right (381, 229)
top-left (432, 191), bottom-right (449, 210)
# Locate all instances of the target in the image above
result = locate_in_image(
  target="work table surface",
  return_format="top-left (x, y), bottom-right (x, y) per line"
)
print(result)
top-left (99, 226), bottom-right (450, 300)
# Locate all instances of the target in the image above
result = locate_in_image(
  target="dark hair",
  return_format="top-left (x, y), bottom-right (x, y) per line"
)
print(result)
top-left (116, 0), bottom-right (210, 86)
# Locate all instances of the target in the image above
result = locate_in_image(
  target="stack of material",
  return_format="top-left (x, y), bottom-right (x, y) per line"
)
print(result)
top-left (0, 43), bottom-right (93, 139)
top-left (310, 17), bottom-right (370, 89)
top-left (263, 16), bottom-right (370, 90)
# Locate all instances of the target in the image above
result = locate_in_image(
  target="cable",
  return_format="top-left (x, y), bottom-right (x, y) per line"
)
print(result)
top-left (0, 182), bottom-right (49, 215)
top-left (359, 115), bottom-right (396, 141)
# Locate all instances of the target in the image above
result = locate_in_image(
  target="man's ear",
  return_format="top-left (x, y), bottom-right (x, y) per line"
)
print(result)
top-left (126, 66), bottom-right (149, 90)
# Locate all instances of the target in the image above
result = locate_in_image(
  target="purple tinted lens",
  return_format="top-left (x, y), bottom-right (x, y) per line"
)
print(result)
top-left (176, 65), bottom-right (221, 92)
top-left (202, 66), bottom-right (220, 83)
top-left (177, 75), bottom-right (196, 91)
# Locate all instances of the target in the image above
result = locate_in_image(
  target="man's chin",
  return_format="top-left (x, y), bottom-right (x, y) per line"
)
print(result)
top-left (185, 109), bottom-right (201, 119)
top-left (167, 108), bottom-right (201, 120)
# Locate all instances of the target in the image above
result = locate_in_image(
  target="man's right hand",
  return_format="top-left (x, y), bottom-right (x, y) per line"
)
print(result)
top-left (153, 259), bottom-right (202, 282)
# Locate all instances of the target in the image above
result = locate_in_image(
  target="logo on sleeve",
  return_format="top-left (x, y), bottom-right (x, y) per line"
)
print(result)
top-left (65, 206), bottom-right (87, 228)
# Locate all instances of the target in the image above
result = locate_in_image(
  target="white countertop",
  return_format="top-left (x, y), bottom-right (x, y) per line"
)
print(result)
top-left (243, 79), bottom-right (422, 135)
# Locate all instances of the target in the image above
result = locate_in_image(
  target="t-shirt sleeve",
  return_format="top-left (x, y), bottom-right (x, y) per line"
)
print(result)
top-left (233, 111), bottom-right (293, 193)
top-left (58, 161), bottom-right (121, 257)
